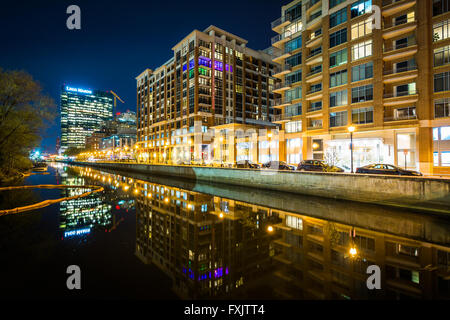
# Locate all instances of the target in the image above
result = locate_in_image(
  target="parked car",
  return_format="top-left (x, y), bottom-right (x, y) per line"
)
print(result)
top-left (297, 160), bottom-right (344, 172)
top-left (356, 164), bottom-right (423, 176)
top-left (236, 160), bottom-right (261, 169)
top-left (262, 161), bottom-right (296, 170)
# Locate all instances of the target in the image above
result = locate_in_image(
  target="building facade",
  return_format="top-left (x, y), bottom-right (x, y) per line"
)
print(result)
top-left (136, 26), bottom-right (281, 165)
top-left (60, 85), bottom-right (113, 153)
top-left (271, 0), bottom-right (450, 174)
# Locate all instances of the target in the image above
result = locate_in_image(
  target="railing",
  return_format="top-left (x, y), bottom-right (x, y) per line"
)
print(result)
top-left (308, 28), bottom-right (322, 42)
top-left (274, 82), bottom-right (291, 90)
top-left (271, 31), bottom-right (293, 45)
top-left (382, 0), bottom-right (408, 7)
top-left (272, 97), bottom-right (293, 107)
top-left (271, 114), bottom-right (292, 122)
top-left (308, 104), bottom-right (323, 112)
top-left (383, 90), bottom-right (417, 98)
top-left (307, 0), bottom-right (321, 10)
top-left (383, 64), bottom-right (417, 75)
top-left (384, 114), bottom-right (417, 121)
top-left (275, 64), bottom-right (293, 75)
top-left (384, 39), bottom-right (416, 52)
top-left (308, 11), bottom-right (322, 23)
top-left (307, 67), bottom-right (323, 77)
top-left (307, 86), bottom-right (322, 95)
top-left (271, 15), bottom-right (291, 30)
top-left (307, 47), bottom-right (322, 59)
top-left (384, 17), bottom-right (416, 29)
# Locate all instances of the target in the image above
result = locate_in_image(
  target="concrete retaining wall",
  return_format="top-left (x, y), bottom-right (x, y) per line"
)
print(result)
top-left (69, 161), bottom-right (450, 213)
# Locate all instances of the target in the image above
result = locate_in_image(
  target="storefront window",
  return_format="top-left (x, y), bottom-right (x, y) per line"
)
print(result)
top-left (432, 126), bottom-right (450, 167)
top-left (287, 138), bottom-right (302, 164)
top-left (326, 138), bottom-right (390, 172)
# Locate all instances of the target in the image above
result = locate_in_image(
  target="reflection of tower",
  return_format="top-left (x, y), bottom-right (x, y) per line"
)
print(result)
top-left (134, 181), bottom-right (278, 299)
top-left (57, 166), bottom-right (112, 239)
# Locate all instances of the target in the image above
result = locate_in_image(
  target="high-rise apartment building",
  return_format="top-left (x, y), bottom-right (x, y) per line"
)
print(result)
top-left (136, 26), bottom-right (280, 165)
top-left (271, 0), bottom-right (450, 174)
top-left (60, 85), bottom-right (113, 153)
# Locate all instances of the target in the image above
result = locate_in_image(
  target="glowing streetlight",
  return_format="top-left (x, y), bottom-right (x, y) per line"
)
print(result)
top-left (219, 212), bottom-right (224, 219)
top-left (349, 247), bottom-right (357, 257)
top-left (267, 225), bottom-right (274, 233)
top-left (312, 142), bottom-right (319, 150)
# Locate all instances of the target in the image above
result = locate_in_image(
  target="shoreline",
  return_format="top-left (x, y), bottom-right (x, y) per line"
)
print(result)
top-left (62, 161), bottom-right (450, 215)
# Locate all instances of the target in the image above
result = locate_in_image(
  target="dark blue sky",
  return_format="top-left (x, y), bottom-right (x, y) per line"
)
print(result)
top-left (1, 0), bottom-right (288, 153)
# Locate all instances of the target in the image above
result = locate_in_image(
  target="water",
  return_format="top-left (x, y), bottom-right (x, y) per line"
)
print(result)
top-left (0, 162), bottom-right (449, 300)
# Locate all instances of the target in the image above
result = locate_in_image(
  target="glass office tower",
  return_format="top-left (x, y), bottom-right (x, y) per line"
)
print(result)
top-left (60, 85), bottom-right (113, 153)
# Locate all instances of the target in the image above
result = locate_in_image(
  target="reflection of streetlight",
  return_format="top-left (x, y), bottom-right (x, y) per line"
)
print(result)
top-left (312, 142), bottom-right (319, 150)
top-left (403, 150), bottom-right (408, 170)
top-left (348, 126), bottom-right (356, 173)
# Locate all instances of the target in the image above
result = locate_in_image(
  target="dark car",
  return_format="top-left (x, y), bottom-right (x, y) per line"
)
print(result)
top-left (297, 160), bottom-right (344, 172)
top-left (262, 161), bottom-right (296, 170)
top-left (356, 164), bottom-right (423, 176)
top-left (236, 160), bottom-right (261, 169)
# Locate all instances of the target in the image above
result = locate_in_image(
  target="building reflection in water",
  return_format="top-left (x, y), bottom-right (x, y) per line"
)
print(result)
top-left (133, 180), bottom-right (450, 300)
top-left (134, 180), bottom-right (280, 299)
top-left (54, 164), bottom-right (135, 239)
top-left (61, 165), bottom-right (450, 300)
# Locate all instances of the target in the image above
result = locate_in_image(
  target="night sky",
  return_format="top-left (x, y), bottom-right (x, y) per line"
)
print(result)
top-left (1, 0), bottom-right (288, 153)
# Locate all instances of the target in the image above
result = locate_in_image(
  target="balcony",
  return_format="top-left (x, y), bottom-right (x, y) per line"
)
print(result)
top-left (306, 0), bottom-right (321, 11)
top-left (273, 81), bottom-right (292, 94)
top-left (306, 85), bottom-right (323, 100)
top-left (271, 114), bottom-right (293, 123)
top-left (383, 19), bottom-right (417, 40)
top-left (383, 89), bottom-right (418, 106)
top-left (307, 123), bottom-right (323, 131)
top-left (384, 106), bottom-right (417, 121)
top-left (271, 15), bottom-right (291, 33)
top-left (384, 114), bottom-right (417, 122)
top-left (307, 11), bottom-right (322, 26)
top-left (383, 89), bottom-right (417, 99)
top-left (273, 64), bottom-right (293, 78)
top-left (272, 50), bottom-right (292, 64)
top-left (382, 0), bottom-right (416, 17)
top-left (307, 103), bottom-right (323, 113)
top-left (306, 67), bottom-right (323, 83)
top-left (383, 40), bottom-right (417, 61)
top-left (383, 64), bottom-right (418, 83)
top-left (306, 29), bottom-right (323, 48)
top-left (272, 97), bottom-right (292, 109)
top-left (271, 31), bottom-right (294, 48)
top-left (306, 47), bottom-right (323, 65)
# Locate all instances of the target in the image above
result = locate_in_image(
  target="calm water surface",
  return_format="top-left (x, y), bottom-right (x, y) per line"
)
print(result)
top-left (0, 162), bottom-right (449, 300)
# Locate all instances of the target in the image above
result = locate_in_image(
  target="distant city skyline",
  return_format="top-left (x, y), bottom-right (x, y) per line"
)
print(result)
top-left (0, 0), bottom-right (285, 153)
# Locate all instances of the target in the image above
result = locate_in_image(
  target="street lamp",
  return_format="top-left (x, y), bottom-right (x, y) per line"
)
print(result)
top-left (347, 126), bottom-right (356, 173)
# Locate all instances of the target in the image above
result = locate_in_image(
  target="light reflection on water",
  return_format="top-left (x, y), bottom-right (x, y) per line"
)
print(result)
top-left (0, 162), bottom-right (450, 300)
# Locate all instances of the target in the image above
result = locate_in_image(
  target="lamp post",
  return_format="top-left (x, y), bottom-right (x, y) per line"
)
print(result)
top-left (348, 126), bottom-right (356, 173)
top-left (403, 150), bottom-right (408, 170)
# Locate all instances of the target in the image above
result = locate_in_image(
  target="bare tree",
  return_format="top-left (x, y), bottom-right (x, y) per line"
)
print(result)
top-left (0, 68), bottom-right (56, 181)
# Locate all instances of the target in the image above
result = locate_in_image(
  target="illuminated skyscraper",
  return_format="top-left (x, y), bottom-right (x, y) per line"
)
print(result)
top-left (60, 85), bottom-right (113, 153)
